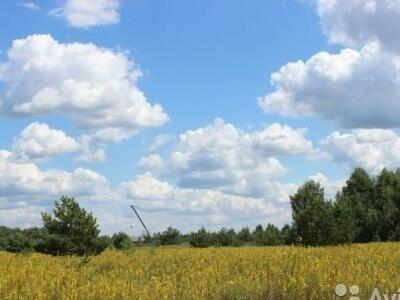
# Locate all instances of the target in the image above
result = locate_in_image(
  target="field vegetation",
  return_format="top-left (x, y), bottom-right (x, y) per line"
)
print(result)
top-left (1, 243), bottom-right (400, 299)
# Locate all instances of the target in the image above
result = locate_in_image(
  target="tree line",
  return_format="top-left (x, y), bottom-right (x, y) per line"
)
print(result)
top-left (1, 167), bottom-right (400, 255)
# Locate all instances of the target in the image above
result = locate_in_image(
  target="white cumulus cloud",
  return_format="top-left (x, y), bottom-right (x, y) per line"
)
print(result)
top-left (136, 119), bottom-right (316, 200)
top-left (119, 172), bottom-right (291, 222)
top-left (321, 128), bottom-right (400, 173)
top-left (259, 43), bottom-right (400, 128)
top-left (50, 0), bottom-right (120, 28)
top-left (12, 122), bottom-right (80, 161)
top-left (0, 34), bottom-right (168, 159)
top-left (0, 151), bottom-right (109, 199)
top-left (315, 0), bottom-right (400, 53)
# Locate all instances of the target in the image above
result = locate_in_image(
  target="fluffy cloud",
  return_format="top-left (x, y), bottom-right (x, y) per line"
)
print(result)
top-left (0, 34), bottom-right (168, 158)
top-left (138, 119), bottom-right (315, 200)
top-left (119, 173), bottom-right (291, 222)
top-left (0, 155), bottom-right (294, 230)
top-left (50, 0), bottom-right (120, 28)
top-left (0, 149), bottom-right (116, 229)
top-left (261, 0), bottom-right (400, 128)
top-left (0, 35), bottom-right (168, 129)
top-left (321, 128), bottom-right (400, 173)
top-left (0, 151), bottom-right (109, 198)
top-left (315, 0), bottom-right (400, 53)
top-left (0, 162), bottom-right (347, 231)
top-left (250, 123), bottom-right (313, 156)
top-left (0, 205), bottom-right (43, 228)
top-left (259, 43), bottom-right (400, 128)
top-left (12, 122), bottom-right (80, 161)
top-left (167, 120), bottom-right (289, 188)
top-left (75, 128), bottom-right (137, 163)
top-left (0, 116), bottom-right (312, 230)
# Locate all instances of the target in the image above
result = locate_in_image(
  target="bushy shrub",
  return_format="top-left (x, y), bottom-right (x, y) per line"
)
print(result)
top-left (112, 232), bottom-right (134, 250)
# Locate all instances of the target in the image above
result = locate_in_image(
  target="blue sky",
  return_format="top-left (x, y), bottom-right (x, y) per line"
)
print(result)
top-left (1, 0), bottom-right (399, 235)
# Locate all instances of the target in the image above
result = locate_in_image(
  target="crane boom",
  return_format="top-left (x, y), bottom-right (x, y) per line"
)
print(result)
top-left (130, 204), bottom-right (151, 237)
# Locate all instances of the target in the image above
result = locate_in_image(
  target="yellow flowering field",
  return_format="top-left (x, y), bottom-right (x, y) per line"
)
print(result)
top-left (1, 243), bottom-right (400, 299)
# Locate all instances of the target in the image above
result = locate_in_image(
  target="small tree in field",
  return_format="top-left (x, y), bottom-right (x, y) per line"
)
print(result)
top-left (160, 227), bottom-right (181, 245)
top-left (36, 196), bottom-right (108, 256)
top-left (112, 232), bottom-right (134, 250)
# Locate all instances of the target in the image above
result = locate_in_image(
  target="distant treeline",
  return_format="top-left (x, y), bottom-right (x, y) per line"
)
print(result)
top-left (2, 167), bottom-right (400, 254)
top-left (0, 223), bottom-right (287, 252)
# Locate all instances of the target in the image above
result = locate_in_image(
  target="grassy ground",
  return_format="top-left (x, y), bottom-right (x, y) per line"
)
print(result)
top-left (1, 243), bottom-right (400, 299)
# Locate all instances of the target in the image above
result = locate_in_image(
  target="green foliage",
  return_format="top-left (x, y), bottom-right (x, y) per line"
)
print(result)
top-left (38, 196), bottom-right (107, 256)
top-left (290, 181), bottom-right (336, 246)
top-left (112, 232), bottom-right (134, 250)
top-left (339, 167), bottom-right (378, 243)
top-left (0, 226), bottom-right (14, 251)
top-left (215, 228), bottom-right (242, 247)
top-left (189, 227), bottom-right (213, 248)
top-left (281, 224), bottom-right (296, 245)
top-left (35, 234), bottom-right (74, 255)
top-left (331, 199), bottom-right (356, 244)
top-left (254, 224), bottom-right (284, 246)
top-left (6, 232), bottom-right (34, 253)
top-left (0, 226), bottom-right (40, 253)
top-left (253, 225), bottom-right (264, 245)
top-left (375, 168), bottom-right (400, 241)
top-left (255, 224), bottom-right (285, 246)
top-left (288, 167), bottom-right (400, 246)
top-left (159, 227), bottom-right (181, 245)
top-left (237, 227), bottom-right (253, 243)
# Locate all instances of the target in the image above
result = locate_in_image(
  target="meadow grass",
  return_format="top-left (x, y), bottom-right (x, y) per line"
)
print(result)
top-left (1, 243), bottom-right (400, 299)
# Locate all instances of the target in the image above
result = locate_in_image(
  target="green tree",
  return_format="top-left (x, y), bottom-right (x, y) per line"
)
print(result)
top-left (253, 225), bottom-right (264, 245)
top-left (331, 197), bottom-right (357, 244)
top-left (159, 227), bottom-right (181, 245)
top-left (237, 227), bottom-right (253, 243)
top-left (37, 196), bottom-right (108, 256)
top-left (281, 224), bottom-right (296, 245)
top-left (189, 227), bottom-right (213, 248)
top-left (0, 226), bottom-right (44, 253)
top-left (216, 228), bottom-right (240, 246)
top-left (290, 181), bottom-right (335, 246)
top-left (254, 224), bottom-right (284, 246)
top-left (112, 232), bottom-right (134, 250)
top-left (339, 167), bottom-right (378, 242)
top-left (375, 168), bottom-right (400, 241)
top-left (0, 226), bottom-right (13, 251)
top-left (6, 232), bottom-right (34, 253)
top-left (264, 224), bottom-right (284, 246)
